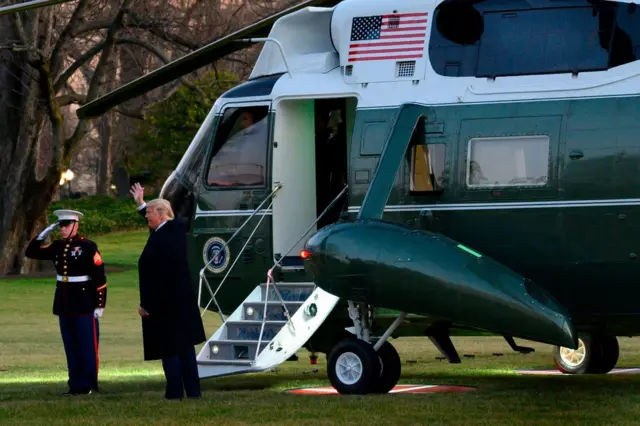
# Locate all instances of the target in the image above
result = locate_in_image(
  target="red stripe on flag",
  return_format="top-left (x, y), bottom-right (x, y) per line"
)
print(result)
top-left (382, 12), bottom-right (428, 18)
top-left (349, 40), bottom-right (425, 48)
top-left (381, 26), bottom-right (428, 32)
top-left (348, 54), bottom-right (424, 62)
top-left (381, 18), bottom-right (428, 25)
top-left (380, 33), bottom-right (426, 39)
top-left (349, 47), bottom-right (424, 55)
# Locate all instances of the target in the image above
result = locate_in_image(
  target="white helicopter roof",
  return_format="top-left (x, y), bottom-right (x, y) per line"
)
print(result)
top-left (246, 0), bottom-right (640, 110)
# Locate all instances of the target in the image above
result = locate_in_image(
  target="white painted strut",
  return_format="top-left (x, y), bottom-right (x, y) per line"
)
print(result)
top-left (373, 312), bottom-right (407, 351)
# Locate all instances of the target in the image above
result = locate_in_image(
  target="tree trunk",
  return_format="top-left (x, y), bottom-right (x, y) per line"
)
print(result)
top-left (96, 47), bottom-right (120, 196)
top-left (0, 16), bottom-right (59, 276)
top-left (112, 165), bottom-right (131, 197)
top-left (96, 111), bottom-right (113, 195)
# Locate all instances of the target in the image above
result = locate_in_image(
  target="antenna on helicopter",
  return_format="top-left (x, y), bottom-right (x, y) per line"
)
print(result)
top-left (76, 0), bottom-right (342, 119)
top-left (0, 0), bottom-right (75, 17)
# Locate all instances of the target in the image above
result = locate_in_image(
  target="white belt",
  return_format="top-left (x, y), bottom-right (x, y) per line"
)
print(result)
top-left (57, 275), bottom-right (90, 283)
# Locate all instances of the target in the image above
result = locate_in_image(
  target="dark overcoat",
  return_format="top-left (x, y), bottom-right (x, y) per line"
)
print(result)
top-left (137, 214), bottom-right (206, 361)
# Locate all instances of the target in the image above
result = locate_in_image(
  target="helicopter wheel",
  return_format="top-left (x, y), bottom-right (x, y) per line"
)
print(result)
top-left (327, 338), bottom-right (381, 395)
top-left (369, 340), bottom-right (401, 394)
top-left (591, 335), bottom-right (619, 374)
top-left (553, 334), bottom-right (619, 374)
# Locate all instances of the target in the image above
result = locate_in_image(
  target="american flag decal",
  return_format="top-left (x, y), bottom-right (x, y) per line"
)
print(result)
top-left (348, 12), bottom-right (428, 63)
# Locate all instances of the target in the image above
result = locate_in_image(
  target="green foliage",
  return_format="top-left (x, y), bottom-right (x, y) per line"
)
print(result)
top-left (128, 71), bottom-right (239, 182)
top-left (47, 195), bottom-right (155, 237)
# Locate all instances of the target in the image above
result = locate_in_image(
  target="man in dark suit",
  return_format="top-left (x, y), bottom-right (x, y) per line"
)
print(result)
top-left (129, 183), bottom-right (206, 400)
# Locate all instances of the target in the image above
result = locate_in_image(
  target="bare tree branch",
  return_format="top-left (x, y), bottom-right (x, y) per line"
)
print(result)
top-left (63, 0), bottom-right (129, 161)
top-left (50, 0), bottom-right (90, 76)
top-left (11, 11), bottom-right (30, 47)
top-left (118, 36), bottom-right (207, 100)
top-left (54, 35), bottom-right (207, 99)
top-left (113, 106), bottom-right (143, 120)
top-left (125, 10), bottom-right (200, 50)
top-left (55, 92), bottom-right (85, 106)
top-left (36, 57), bottom-right (64, 161)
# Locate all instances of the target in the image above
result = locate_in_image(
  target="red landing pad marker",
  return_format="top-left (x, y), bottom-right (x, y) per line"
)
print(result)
top-left (515, 368), bottom-right (640, 375)
top-left (285, 384), bottom-right (476, 395)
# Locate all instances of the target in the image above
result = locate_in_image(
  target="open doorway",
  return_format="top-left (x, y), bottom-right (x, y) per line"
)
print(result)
top-left (271, 97), bottom-right (356, 264)
top-left (314, 98), bottom-right (352, 229)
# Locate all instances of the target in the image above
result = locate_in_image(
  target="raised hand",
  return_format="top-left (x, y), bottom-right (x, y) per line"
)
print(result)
top-left (129, 182), bottom-right (145, 207)
top-left (37, 223), bottom-right (58, 240)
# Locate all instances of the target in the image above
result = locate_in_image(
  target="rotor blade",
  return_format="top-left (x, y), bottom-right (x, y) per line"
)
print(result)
top-left (76, 0), bottom-right (341, 119)
top-left (0, 0), bottom-right (75, 16)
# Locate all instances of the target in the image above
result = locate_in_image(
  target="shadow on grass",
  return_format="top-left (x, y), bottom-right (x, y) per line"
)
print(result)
top-left (4, 369), bottom-right (640, 402)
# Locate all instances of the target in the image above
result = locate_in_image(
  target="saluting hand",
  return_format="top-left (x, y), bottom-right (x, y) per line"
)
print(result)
top-left (37, 223), bottom-right (58, 240)
top-left (138, 306), bottom-right (149, 317)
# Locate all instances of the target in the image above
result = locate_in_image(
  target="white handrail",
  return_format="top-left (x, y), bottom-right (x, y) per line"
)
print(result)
top-left (255, 185), bottom-right (349, 360)
top-left (199, 183), bottom-right (282, 278)
top-left (198, 184), bottom-right (282, 322)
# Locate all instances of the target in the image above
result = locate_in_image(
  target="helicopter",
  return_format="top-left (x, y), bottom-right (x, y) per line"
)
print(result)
top-left (8, 0), bottom-right (640, 394)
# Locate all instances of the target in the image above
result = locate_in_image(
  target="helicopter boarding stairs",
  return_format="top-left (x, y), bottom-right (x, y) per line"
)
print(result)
top-left (195, 185), bottom-right (345, 379)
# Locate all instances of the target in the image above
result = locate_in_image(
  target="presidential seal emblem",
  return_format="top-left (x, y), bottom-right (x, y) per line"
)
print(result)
top-left (203, 236), bottom-right (230, 274)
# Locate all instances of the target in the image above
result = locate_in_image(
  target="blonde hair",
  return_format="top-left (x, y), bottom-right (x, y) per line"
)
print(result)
top-left (147, 198), bottom-right (174, 220)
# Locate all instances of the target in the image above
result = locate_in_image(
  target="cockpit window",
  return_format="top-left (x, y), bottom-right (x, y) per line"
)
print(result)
top-left (175, 115), bottom-right (216, 187)
top-left (206, 105), bottom-right (270, 188)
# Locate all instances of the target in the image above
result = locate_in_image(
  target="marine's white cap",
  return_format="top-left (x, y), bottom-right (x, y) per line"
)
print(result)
top-left (53, 209), bottom-right (84, 222)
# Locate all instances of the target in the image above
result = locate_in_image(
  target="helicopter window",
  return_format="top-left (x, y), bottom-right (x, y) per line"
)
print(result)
top-left (206, 106), bottom-right (269, 188)
top-left (176, 116), bottom-right (216, 187)
top-left (429, 1), bottom-right (639, 78)
top-left (410, 144), bottom-right (446, 193)
top-left (466, 135), bottom-right (549, 188)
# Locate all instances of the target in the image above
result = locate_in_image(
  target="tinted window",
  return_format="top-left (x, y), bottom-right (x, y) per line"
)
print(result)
top-left (612, 6), bottom-right (640, 67)
top-left (477, 8), bottom-right (608, 77)
top-left (429, 0), bottom-right (639, 78)
top-left (467, 136), bottom-right (549, 188)
top-left (206, 106), bottom-right (269, 187)
top-left (176, 116), bottom-right (216, 187)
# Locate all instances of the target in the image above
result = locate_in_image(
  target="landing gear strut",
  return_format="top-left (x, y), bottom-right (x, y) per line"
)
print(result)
top-left (326, 302), bottom-right (406, 395)
top-left (553, 334), bottom-right (619, 374)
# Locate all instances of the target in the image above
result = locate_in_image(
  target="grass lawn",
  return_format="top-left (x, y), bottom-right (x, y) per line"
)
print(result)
top-left (3, 230), bottom-right (640, 424)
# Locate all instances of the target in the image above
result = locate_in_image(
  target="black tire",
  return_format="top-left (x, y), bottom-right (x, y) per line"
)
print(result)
top-left (553, 334), bottom-right (619, 374)
top-left (591, 335), bottom-right (619, 374)
top-left (327, 338), bottom-right (381, 395)
top-left (370, 341), bottom-right (401, 394)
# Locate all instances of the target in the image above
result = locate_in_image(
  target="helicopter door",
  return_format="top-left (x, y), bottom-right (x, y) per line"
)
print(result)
top-left (271, 99), bottom-right (317, 262)
top-left (194, 101), bottom-right (273, 313)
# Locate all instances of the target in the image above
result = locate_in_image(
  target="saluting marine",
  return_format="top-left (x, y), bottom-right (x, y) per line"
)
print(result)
top-left (25, 209), bottom-right (107, 396)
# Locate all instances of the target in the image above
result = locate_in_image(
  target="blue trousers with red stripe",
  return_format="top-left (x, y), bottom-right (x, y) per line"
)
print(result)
top-left (59, 315), bottom-right (100, 392)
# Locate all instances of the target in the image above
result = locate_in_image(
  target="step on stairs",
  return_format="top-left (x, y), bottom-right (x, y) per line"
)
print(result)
top-left (196, 280), bottom-right (341, 379)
